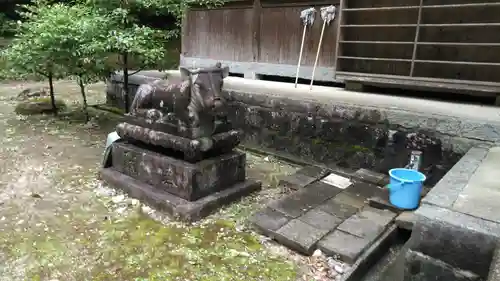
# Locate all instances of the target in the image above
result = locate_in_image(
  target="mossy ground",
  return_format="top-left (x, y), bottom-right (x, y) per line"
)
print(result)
top-left (15, 97), bottom-right (67, 115)
top-left (0, 80), bottom-right (302, 281)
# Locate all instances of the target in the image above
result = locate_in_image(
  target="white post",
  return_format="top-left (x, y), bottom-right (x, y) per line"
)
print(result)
top-left (295, 8), bottom-right (316, 88)
top-left (295, 25), bottom-right (308, 88)
top-left (310, 5), bottom-right (336, 90)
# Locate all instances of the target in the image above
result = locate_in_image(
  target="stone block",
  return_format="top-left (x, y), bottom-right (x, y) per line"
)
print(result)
top-left (422, 147), bottom-right (489, 208)
top-left (368, 195), bottom-right (402, 213)
top-left (278, 173), bottom-right (317, 191)
top-left (353, 168), bottom-right (386, 185)
top-left (409, 207), bottom-right (498, 278)
top-left (305, 181), bottom-right (344, 199)
top-left (344, 181), bottom-right (386, 201)
top-left (250, 208), bottom-right (292, 237)
top-left (318, 197), bottom-right (359, 220)
top-left (296, 165), bottom-right (332, 180)
top-left (111, 142), bottom-right (246, 201)
top-left (298, 208), bottom-right (343, 231)
top-left (337, 207), bottom-right (396, 239)
top-left (269, 186), bottom-right (333, 218)
top-left (275, 219), bottom-right (330, 255)
top-left (404, 250), bottom-right (481, 281)
top-left (333, 192), bottom-right (367, 209)
top-left (100, 168), bottom-right (261, 222)
top-left (318, 230), bottom-right (373, 264)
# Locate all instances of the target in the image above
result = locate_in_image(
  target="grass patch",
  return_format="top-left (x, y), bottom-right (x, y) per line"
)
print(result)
top-left (0, 211), bottom-right (298, 281)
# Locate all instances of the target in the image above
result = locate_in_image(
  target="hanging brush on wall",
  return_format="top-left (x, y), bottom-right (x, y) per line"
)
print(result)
top-left (310, 5), bottom-right (336, 90)
top-left (294, 7), bottom-right (316, 88)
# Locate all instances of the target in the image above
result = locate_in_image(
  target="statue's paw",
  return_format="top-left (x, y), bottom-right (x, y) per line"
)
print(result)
top-left (145, 109), bottom-right (163, 121)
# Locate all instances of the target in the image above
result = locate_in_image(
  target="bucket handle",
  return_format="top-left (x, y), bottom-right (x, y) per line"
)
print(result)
top-left (387, 181), bottom-right (407, 192)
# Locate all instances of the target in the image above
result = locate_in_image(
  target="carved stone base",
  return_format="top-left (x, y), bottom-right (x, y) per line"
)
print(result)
top-left (116, 122), bottom-right (242, 162)
top-left (100, 168), bottom-right (261, 222)
top-left (110, 141), bottom-right (246, 201)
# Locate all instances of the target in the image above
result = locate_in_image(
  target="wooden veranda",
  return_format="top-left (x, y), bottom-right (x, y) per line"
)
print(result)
top-left (182, 0), bottom-right (500, 98)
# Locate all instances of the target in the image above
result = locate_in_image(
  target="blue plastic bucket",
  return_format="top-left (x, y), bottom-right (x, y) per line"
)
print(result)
top-left (388, 168), bottom-right (426, 210)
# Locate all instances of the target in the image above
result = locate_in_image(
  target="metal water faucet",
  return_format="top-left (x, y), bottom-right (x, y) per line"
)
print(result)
top-left (407, 150), bottom-right (422, 171)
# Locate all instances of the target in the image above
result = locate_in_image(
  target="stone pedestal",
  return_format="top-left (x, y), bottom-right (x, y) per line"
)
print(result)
top-left (101, 120), bottom-right (261, 222)
top-left (111, 142), bottom-right (246, 201)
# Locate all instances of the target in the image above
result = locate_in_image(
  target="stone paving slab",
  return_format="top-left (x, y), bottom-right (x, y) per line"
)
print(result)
top-left (337, 207), bottom-right (396, 239)
top-left (353, 168), bottom-right (390, 186)
top-left (344, 181), bottom-right (386, 201)
top-left (250, 207), bottom-right (292, 237)
top-left (317, 230), bottom-right (373, 264)
top-left (268, 187), bottom-right (331, 218)
top-left (296, 165), bottom-right (332, 179)
top-left (318, 197), bottom-right (359, 220)
top-left (251, 169), bottom-right (398, 263)
top-left (274, 219), bottom-right (331, 255)
top-left (278, 173), bottom-right (317, 191)
top-left (298, 208), bottom-right (343, 231)
top-left (332, 192), bottom-right (366, 209)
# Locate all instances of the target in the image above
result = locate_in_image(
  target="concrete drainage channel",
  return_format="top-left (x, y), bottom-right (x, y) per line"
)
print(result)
top-left (356, 229), bottom-right (411, 281)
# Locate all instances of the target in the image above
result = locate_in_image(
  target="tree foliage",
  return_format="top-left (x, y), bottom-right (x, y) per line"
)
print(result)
top-left (2, 1), bottom-right (76, 115)
top-left (3, 0), bottom-right (226, 115)
top-left (82, 0), bottom-right (226, 112)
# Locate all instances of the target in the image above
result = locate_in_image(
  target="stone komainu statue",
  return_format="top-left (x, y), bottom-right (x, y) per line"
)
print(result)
top-left (129, 63), bottom-right (229, 134)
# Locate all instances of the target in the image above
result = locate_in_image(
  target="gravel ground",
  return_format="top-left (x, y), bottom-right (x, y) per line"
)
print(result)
top-left (0, 80), bottom-right (349, 281)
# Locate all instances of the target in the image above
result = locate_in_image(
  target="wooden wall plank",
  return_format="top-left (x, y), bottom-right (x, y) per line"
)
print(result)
top-left (259, 4), bottom-right (339, 66)
top-left (183, 8), bottom-right (254, 61)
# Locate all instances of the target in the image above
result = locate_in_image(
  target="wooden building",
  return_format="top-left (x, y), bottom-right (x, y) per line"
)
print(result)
top-left (181, 0), bottom-right (500, 99)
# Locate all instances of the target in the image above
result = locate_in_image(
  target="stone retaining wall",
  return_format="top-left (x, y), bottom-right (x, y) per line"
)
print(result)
top-left (105, 71), bottom-right (497, 186)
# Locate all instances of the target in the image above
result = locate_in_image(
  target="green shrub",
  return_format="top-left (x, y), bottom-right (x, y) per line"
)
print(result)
top-left (15, 97), bottom-right (67, 115)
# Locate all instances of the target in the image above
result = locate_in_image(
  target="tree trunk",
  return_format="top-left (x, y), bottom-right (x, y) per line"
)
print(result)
top-left (48, 72), bottom-right (57, 116)
top-left (122, 52), bottom-right (130, 113)
top-left (78, 75), bottom-right (89, 122)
